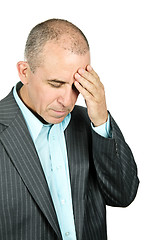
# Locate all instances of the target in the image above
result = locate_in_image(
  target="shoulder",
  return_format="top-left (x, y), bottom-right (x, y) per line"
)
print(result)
top-left (0, 88), bottom-right (20, 127)
top-left (0, 88), bottom-right (16, 111)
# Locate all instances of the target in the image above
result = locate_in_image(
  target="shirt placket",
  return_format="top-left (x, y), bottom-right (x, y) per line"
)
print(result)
top-left (48, 124), bottom-right (77, 240)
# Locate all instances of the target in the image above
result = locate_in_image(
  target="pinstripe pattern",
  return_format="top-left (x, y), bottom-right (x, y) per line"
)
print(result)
top-left (0, 89), bottom-right (139, 240)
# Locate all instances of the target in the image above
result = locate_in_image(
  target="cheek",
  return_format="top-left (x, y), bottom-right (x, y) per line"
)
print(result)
top-left (40, 92), bottom-right (56, 109)
top-left (29, 84), bottom-right (54, 112)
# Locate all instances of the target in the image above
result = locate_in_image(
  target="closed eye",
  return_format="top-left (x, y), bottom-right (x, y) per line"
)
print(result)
top-left (48, 80), bottom-right (65, 88)
top-left (47, 79), bottom-right (79, 92)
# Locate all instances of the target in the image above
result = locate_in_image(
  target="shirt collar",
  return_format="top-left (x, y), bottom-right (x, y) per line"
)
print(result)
top-left (13, 83), bottom-right (71, 142)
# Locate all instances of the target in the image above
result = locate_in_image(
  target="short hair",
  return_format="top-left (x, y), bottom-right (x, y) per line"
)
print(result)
top-left (24, 18), bottom-right (90, 72)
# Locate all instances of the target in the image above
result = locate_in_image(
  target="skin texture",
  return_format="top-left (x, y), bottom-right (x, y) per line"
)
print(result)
top-left (17, 40), bottom-right (108, 126)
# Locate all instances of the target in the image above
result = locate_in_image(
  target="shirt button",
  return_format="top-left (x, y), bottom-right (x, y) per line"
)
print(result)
top-left (65, 232), bottom-right (70, 236)
top-left (56, 165), bottom-right (62, 170)
top-left (61, 199), bottom-right (66, 205)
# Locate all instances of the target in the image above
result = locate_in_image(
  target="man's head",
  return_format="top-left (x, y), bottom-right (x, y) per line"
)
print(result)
top-left (17, 19), bottom-right (90, 124)
top-left (24, 19), bottom-right (90, 73)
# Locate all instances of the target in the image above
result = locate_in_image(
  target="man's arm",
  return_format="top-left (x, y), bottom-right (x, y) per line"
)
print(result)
top-left (91, 113), bottom-right (139, 207)
top-left (74, 66), bottom-right (139, 207)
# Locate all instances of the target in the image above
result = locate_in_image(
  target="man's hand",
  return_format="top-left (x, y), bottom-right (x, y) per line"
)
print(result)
top-left (74, 65), bottom-right (108, 127)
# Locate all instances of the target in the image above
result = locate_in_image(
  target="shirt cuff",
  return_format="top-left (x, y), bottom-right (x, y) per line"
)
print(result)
top-left (91, 113), bottom-right (112, 138)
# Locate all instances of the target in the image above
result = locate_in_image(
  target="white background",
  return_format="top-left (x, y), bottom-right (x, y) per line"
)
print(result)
top-left (0, 0), bottom-right (160, 239)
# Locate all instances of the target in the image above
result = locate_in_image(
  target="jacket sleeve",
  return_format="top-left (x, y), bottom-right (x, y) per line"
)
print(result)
top-left (91, 113), bottom-right (139, 207)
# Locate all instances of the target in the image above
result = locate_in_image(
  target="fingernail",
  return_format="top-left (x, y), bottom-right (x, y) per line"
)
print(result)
top-left (87, 65), bottom-right (92, 71)
top-left (75, 73), bottom-right (80, 79)
top-left (78, 68), bottom-right (85, 75)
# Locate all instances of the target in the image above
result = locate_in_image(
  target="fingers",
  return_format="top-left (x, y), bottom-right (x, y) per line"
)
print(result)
top-left (74, 65), bottom-right (102, 100)
top-left (74, 80), bottom-right (92, 100)
top-left (86, 65), bottom-right (100, 80)
top-left (74, 73), bottom-right (96, 97)
top-left (76, 65), bottom-right (100, 86)
top-left (74, 65), bottom-right (108, 126)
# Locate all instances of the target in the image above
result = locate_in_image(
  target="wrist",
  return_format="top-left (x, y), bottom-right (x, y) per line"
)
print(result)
top-left (92, 112), bottom-right (108, 127)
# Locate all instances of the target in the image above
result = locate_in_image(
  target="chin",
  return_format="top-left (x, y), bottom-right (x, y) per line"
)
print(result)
top-left (47, 116), bottom-right (66, 124)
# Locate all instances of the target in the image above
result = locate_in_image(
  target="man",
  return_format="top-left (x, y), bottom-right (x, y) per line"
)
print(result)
top-left (0, 19), bottom-right (139, 240)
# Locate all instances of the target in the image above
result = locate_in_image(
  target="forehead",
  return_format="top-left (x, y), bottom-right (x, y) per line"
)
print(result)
top-left (40, 41), bottom-right (90, 80)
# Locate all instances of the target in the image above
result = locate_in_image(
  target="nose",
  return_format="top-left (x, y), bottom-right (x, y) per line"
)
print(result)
top-left (57, 86), bottom-right (75, 108)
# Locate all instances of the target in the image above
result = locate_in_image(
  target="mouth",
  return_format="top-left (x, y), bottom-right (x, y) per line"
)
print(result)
top-left (51, 109), bottom-right (68, 117)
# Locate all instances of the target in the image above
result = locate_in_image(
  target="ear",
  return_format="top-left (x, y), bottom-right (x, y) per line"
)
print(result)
top-left (16, 61), bottom-right (30, 85)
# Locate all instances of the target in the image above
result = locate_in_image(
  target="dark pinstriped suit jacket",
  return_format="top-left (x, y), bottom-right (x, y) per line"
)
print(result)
top-left (0, 87), bottom-right (139, 240)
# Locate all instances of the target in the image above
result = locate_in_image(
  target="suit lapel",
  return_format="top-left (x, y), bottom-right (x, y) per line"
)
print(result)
top-left (65, 108), bottom-right (90, 240)
top-left (0, 92), bottom-right (62, 239)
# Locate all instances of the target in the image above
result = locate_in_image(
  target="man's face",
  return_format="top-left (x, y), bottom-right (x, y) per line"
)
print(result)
top-left (20, 42), bottom-right (90, 124)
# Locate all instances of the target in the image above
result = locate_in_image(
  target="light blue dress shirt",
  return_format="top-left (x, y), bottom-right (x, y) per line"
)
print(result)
top-left (13, 84), bottom-right (111, 239)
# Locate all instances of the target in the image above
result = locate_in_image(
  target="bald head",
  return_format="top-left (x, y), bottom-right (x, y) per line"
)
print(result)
top-left (24, 19), bottom-right (90, 72)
